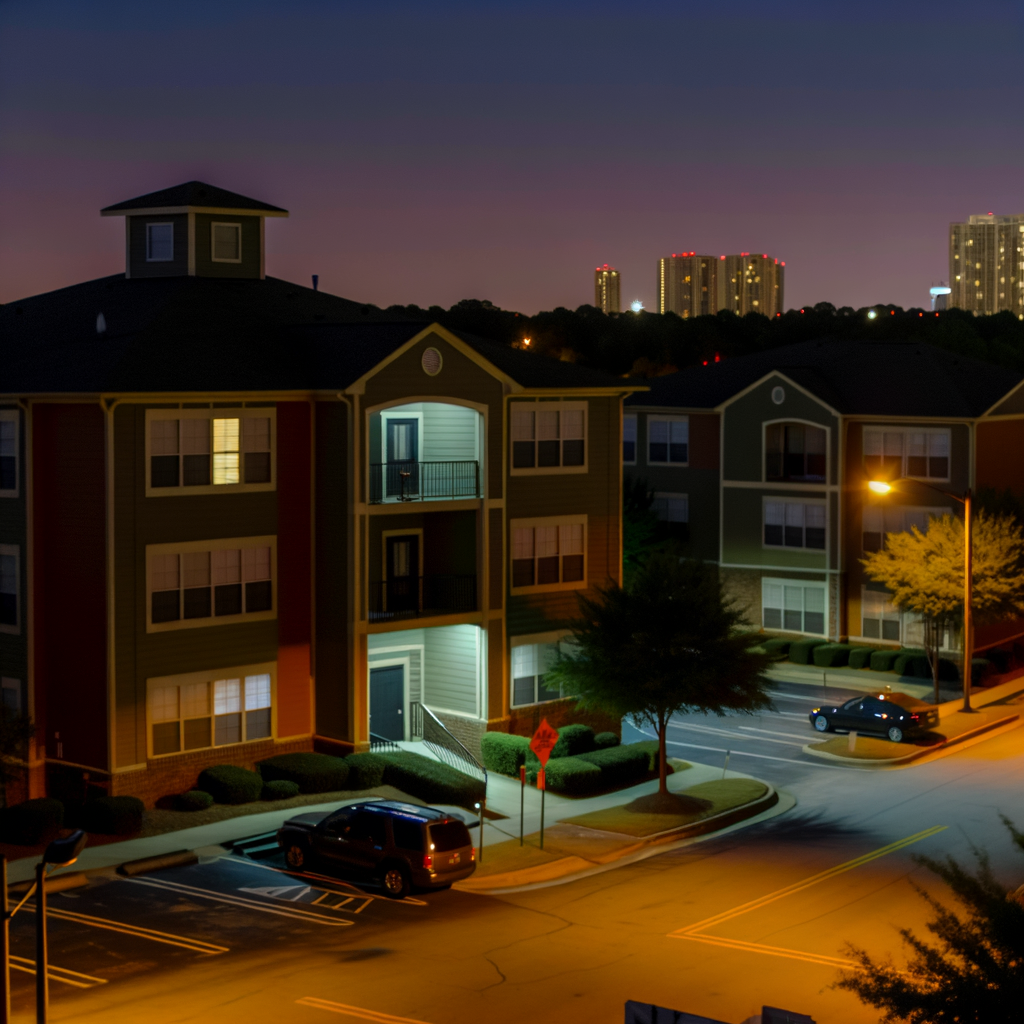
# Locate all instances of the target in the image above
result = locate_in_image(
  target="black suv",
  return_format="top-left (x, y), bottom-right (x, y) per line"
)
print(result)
top-left (276, 799), bottom-right (476, 898)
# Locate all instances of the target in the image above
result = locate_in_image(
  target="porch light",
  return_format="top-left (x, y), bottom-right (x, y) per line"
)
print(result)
top-left (867, 480), bottom-right (892, 495)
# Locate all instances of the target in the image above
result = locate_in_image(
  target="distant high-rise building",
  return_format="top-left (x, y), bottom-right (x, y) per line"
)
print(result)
top-left (930, 285), bottom-right (951, 311)
top-left (657, 253), bottom-right (718, 318)
top-left (949, 214), bottom-right (1024, 317)
top-left (594, 264), bottom-right (620, 313)
top-left (720, 254), bottom-right (785, 318)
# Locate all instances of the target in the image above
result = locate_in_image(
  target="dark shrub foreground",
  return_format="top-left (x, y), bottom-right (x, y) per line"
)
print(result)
top-left (177, 790), bottom-right (214, 811)
top-left (480, 733), bottom-right (529, 776)
top-left (197, 765), bottom-right (264, 804)
top-left (0, 798), bottom-right (64, 846)
top-left (83, 796), bottom-right (144, 835)
top-left (551, 723), bottom-right (596, 759)
top-left (344, 753), bottom-right (387, 789)
top-left (378, 752), bottom-right (485, 809)
top-left (262, 779), bottom-right (300, 801)
top-left (258, 752), bottom-right (350, 793)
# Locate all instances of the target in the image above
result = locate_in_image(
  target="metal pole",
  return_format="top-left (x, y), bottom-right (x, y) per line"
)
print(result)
top-left (722, 750), bottom-right (731, 780)
top-left (478, 802), bottom-right (484, 863)
top-left (1, 855), bottom-right (9, 1024)
top-left (539, 778), bottom-right (545, 850)
top-left (519, 765), bottom-right (525, 846)
top-left (963, 488), bottom-right (973, 712)
top-left (35, 862), bottom-right (47, 1024)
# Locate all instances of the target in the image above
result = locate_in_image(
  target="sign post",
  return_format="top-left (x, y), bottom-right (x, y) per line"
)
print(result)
top-left (519, 765), bottom-right (526, 846)
top-left (529, 719), bottom-right (559, 851)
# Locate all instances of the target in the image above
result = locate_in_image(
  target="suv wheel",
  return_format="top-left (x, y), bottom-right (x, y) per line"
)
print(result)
top-left (380, 862), bottom-right (411, 899)
top-left (887, 726), bottom-right (904, 743)
top-left (285, 843), bottom-right (308, 870)
top-left (813, 715), bottom-right (830, 732)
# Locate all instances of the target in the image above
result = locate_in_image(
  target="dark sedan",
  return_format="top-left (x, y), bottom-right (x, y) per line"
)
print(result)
top-left (809, 692), bottom-right (939, 743)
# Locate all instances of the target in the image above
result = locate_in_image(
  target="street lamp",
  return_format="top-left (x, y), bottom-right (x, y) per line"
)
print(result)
top-left (867, 479), bottom-right (974, 711)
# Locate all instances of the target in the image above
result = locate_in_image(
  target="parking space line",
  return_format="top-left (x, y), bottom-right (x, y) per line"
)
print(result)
top-left (669, 722), bottom-right (808, 748)
top-left (296, 996), bottom-right (434, 1022)
top-left (9, 955), bottom-right (108, 988)
top-left (663, 737), bottom-right (868, 770)
top-left (737, 726), bottom-right (816, 741)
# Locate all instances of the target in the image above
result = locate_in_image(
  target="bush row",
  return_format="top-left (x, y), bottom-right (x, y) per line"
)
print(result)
top-left (765, 638), bottom-right (967, 681)
top-left (0, 795), bottom-right (146, 846)
top-left (479, 724), bottom-right (621, 778)
top-left (528, 741), bottom-right (661, 796)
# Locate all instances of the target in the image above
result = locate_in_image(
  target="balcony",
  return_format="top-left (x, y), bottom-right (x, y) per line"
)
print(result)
top-left (368, 574), bottom-right (477, 622)
top-left (369, 461), bottom-right (481, 504)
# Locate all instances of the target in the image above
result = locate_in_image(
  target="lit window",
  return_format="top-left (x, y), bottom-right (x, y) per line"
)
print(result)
top-left (762, 580), bottom-right (825, 635)
top-left (864, 427), bottom-right (949, 481)
top-left (213, 418), bottom-right (240, 485)
top-left (511, 520), bottom-right (586, 590)
top-left (511, 643), bottom-right (566, 706)
top-left (511, 404), bottom-right (587, 471)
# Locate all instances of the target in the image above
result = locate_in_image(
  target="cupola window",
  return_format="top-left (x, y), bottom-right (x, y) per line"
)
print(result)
top-left (212, 223), bottom-right (241, 262)
top-left (146, 223), bottom-right (174, 262)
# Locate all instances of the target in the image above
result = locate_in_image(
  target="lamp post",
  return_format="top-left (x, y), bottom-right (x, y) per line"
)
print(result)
top-left (868, 479), bottom-right (974, 711)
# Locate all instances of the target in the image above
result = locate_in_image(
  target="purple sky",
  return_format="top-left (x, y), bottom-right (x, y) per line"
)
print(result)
top-left (2, 0), bottom-right (1022, 313)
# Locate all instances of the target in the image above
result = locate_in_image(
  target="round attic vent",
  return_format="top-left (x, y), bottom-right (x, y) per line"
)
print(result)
top-left (421, 347), bottom-right (443, 376)
top-left (771, 385), bottom-right (785, 405)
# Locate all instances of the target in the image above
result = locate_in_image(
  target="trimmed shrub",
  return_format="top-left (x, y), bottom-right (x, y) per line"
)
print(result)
top-left (83, 796), bottom-right (144, 836)
top-left (869, 650), bottom-right (899, 672)
top-left (761, 638), bottom-right (792, 659)
top-left (894, 649), bottom-right (925, 677)
top-left (578, 742), bottom-right (655, 787)
top-left (257, 752), bottom-right (349, 794)
top-left (197, 765), bottom-right (264, 805)
top-left (594, 731), bottom-right (620, 750)
top-left (262, 779), bottom-right (300, 801)
top-left (345, 753), bottom-right (387, 789)
top-left (177, 790), bottom-right (214, 811)
top-left (971, 658), bottom-right (992, 685)
top-left (551, 724), bottom-right (596, 759)
top-left (0, 798), bottom-right (64, 846)
top-left (812, 644), bottom-right (853, 668)
top-left (480, 732), bottom-right (530, 776)
top-left (848, 647), bottom-right (874, 670)
top-left (789, 639), bottom-right (827, 665)
top-left (378, 752), bottom-right (485, 809)
top-left (536, 756), bottom-right (601, 796)
top-left (986, 648), bottom-right (1011, 674)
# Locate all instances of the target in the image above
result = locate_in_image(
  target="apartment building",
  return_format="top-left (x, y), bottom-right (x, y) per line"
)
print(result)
top-left (624, 339), bottom-right (1024, 651)
top-left (594, 265), bottom-right (620, 314)
top-left (0, 182), bottom-right (634, 806)
top-left (657, 253), bottom-right (785, 318)
top-left (949, 214), bottom-right (1024, 317)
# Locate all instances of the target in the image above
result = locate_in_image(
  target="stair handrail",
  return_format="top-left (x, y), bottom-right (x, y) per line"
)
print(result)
top-left (409, 701), bottom-right (487, 789)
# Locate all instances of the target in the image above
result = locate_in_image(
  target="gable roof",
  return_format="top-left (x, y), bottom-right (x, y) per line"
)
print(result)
top-left (101, 181), bottom-right (288, 215)
top-left (626, 339), bottom-right (1023, 419)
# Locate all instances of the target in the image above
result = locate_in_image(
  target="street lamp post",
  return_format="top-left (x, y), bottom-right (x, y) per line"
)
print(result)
top-left (868, 479), bottom-right (974, 711)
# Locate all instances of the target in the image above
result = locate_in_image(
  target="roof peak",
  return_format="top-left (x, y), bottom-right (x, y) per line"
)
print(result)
top-left (101, 181), bottom-right (288, 216)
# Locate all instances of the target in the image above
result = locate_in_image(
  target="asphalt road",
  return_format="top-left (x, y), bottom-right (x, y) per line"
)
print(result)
top-left (9, 686), bottom-right (1024, 1024)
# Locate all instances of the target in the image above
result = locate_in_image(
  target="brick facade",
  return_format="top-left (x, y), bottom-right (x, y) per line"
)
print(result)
top-left (720, 567), bottom-right (763, 629)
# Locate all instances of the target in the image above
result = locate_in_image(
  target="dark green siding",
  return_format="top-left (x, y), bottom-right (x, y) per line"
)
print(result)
top-left (721, 487), bottom-right (829, 569)
top-left (127, 215), bottom-right (188, 279)
top-left (0, 405), bottom-right (28, 713)
top-left (193, 214), bottom-right (262, 279)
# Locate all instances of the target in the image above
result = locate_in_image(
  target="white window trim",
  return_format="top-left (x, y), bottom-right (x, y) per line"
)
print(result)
top-left (144, 407), bottom-right (276, 498)
top-left (146, 535), bottom-right (277, 634)
top-left (510, 515), bottom-right (588, 596)
top-left (761, 576), bottom-right (828, 637)
top-left (509, 631), bottom-right (572, 708)
top-left (210, 221), bottom-right (243, 263)
top-left (762, 496), bottom-right (828, 552)
top-left (862, 425), bottom-right (952, 483)
top-left (647, 414), bottom-right (689, 467)
top-left (509, 401), bottom-right (589, 476)
top-left (146, 661), bottom-right (277, 759)
top-left (0, 409), bottom-right (19, 498)
top-left (623, 414), bottom-right (637, 466)
top-left (0, 543), bottom-right (20, 636)
top-left (762, 418), bottom-right (830, 484)
top-left (145, 222), bottom-right (174, 262)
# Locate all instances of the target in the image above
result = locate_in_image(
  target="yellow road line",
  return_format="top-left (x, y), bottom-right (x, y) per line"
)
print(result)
top-left (670, 933), bottom-right (863, 970)
top-left (671, 825), bottom-right (947, 937)
top-left (296, 996), bottom-right (434, 1023)
top-left (9, 955), bottom-right (108, 988)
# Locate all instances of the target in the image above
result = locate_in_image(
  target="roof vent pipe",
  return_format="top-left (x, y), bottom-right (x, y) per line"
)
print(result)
top-left (312, 275), bottom-right (319, 291)
top-left (96, 312), bottom-right (107, 334)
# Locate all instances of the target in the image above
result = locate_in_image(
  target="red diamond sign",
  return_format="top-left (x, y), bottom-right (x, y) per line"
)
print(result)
top-left (529, 719), bottom-right (559, 767)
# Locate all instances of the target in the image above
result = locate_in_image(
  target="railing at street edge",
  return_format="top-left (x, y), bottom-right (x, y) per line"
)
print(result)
top-left (409, 702), bottom-right (487, 788)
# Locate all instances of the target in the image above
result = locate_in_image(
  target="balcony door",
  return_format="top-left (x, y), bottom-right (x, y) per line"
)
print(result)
top-left (386, 418), bottom-right (419, 498)
top-left (385, 534), bottom-right (420, 614)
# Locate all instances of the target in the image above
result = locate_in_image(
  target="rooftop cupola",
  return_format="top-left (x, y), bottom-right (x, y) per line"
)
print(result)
top-left (101, 181), bottom-right (288, 281)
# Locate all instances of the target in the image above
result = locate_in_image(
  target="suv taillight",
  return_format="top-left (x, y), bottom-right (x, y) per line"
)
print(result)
top-left (423, 854), bottom-right (434, 870)
top-left (910, 713), bottom-right (919, 721)
top-left (471, 847), bottom-right (476, 862)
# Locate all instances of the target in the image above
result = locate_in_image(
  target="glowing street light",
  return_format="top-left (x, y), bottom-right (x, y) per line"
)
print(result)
top-left (867, 480), bottom-right (892, 495)
top-left (630, 299), bottom-right (644, 313)
top-left (867, 309), bottom-right (878, 320)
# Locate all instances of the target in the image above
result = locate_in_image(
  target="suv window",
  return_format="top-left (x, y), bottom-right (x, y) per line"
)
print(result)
top-left (391, 817), bottom-right (425, 852)
top-left (349, 811), bottom-right (388, 847)
top-left (428, 821), bottom-right (471, 853)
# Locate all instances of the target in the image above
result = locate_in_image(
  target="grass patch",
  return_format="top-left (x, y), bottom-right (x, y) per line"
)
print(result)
top-left (560, 778), bottom-right (768, 837)
top-left (473, 838), bottom-right (566, 877)
top-left (809, 736), bottom-right (923, 759)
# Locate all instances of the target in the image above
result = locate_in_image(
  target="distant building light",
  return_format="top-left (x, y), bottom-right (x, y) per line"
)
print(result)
top-left (867, 310), bottom-right (878, 319)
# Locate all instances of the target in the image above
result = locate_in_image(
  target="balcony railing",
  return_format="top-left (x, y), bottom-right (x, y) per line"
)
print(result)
top-left (369, 460), bottom-right (480, 503)
top-left (368, 574), bottom-right (477, 622)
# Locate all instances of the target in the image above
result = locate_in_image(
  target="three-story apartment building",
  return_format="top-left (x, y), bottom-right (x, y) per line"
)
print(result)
top-left (0, 182), bottom-right (635, 805)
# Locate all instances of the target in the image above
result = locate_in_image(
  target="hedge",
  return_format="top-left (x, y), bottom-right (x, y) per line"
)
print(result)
top-left (848, 647), bottom-right (874, 670)
top-left (536, 756), bottom-right (601, 796)
top-left (344, 753), bottom-right (387, 789)
top-left (0, 798), bottom-right (64, 846)
top-left (480, 732), bottom-right (530, 776)
top-left (197, 765), bottom-right (264, 804)
top-left (258, 752), bottom-right (349, 794)
top-left (812, 644), bottom-right (853, 668)
top-left (378, 751), bottom-right (485, 809)
top-left (577, 742), bottom-right (656, 787)
top-left (594, 731), bottom-right (620, 750)
top-left (869, 650), bottom-right (899, 672)
top-left (177, 790), bottom-right (214, 811)
top-left (894, 649), bottom-right (925, 677)
top-left (262, 779), bottom-right (300, 801)
top-left (789, 639), bottom-right (827, 664)
top-left (761, 638), bottom-right (792, 659)
top-left (83, 796), bottom-right (144, 836)
top-left (551, 724), bottom-right (596, 759)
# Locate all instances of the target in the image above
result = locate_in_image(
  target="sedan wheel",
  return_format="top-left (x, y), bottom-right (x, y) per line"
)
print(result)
top-left (285, 844), bottom-right (307, 870)
top-left (381, 863), bottom-right (411, 900)
top-left (887, 726), bottom-right (904, 743)
top-left (813, 715), bottom-right (830, 732)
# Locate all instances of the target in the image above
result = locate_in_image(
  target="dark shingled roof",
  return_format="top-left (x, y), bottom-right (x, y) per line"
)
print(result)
top-left (626, 339), bottom-right (1022, 418)
top-left (0, 274), bottom-right (626, 394)
top-left (101, 181), bottom-right (288, 214)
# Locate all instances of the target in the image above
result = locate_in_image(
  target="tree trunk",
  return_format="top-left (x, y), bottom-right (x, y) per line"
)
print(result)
top-left (924, 618), bottom-right (941, 707)
top-left (658, 714), bottom-right (668, 795)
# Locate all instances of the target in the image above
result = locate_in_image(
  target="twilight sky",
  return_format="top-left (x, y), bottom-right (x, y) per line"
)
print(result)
top-left (1, 0), bottom-right (1022, 313)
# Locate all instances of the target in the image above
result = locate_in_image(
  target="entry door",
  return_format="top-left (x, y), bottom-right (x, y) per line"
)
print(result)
top-left (385, 534), bottom-right (419, 614)
top-left (386, 418), bottom-right (419, 498)
top-left (370, 665), bottom-right (405, 741)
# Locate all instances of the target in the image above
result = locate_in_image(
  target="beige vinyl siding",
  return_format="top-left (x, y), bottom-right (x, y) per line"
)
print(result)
top-left (422, 624), bottom-right (481, 717)
top-left (368, 629), bottom-right (423, 704)
top-left (384, 402), bottom-right (479, 462)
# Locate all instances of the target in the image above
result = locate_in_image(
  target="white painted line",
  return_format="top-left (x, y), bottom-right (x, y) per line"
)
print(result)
top-left (664, 738), bottom-right (869, 771)
top-left (297, 996), bottom-right (433, 1022)
top-left (669, 722), bottom-right (807, 748)
top-left (776, 711), bottom-right (811, 719)
top-left (738, 726), bottom-right (816, 742)
top-left (767, 691), bottom-right (826, 701)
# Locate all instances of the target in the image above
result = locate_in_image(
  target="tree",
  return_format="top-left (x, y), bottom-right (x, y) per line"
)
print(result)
top-left (837, 817), bottom-right (1024, 1023)
top-left (546, 553), bottom-right (772, 799)
top-left (622, 476), bottom-right (659, 585)
top-left (0, 705), bottom-right (35, 809)
top-left (862, 511), bottom-right (1024, 704)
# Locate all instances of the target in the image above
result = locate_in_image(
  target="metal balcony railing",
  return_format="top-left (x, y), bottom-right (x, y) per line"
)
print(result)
top-left (368, 574), bottom-right (477, 622)
top-left (369, 460), bottom-right (480, 503)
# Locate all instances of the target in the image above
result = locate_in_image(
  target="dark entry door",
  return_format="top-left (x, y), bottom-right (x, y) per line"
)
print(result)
top-left (386, 418), bottom-right (419, 498)
top-left (385, 534), bottom-right (419, 614)
top-left (370, 665), bottom-right (404, 741)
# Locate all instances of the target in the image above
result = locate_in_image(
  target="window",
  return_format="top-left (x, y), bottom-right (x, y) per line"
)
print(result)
top-left (765, 423), bottom-right (826, 482)
top-left (146, 223), bottom-right (174, 262)
top-left (648, 417), bottom-right (688, 465)
top-left (762, 580), bottom-right (826, 635)
top-left (862, 505), bottom-right (947, 552)
top-left (861, 590), bottom-right (901, 642)
top-left (511, 642), bottom-right (570, 707)
top-left (211, 222), bottom-right (241, 262)
top-left (863, 428), bottom-right (950, 481)
top-left (511, 518), bottom-right (586, 591)
top-left (511, 403), bottom-right (586, 472)
top-left (147, 411), bottom-right (274, 494)
top-left (764, 501), bottom-right (825, 550)
top-left (623, 415), bottom-right (636, 464)
top-left (0, 411), bottom-right (18, 496)
top-left (147, 538), bottom-right (275, 631)
top-left (1, 678), bottom-right (20, 713)
top-left (149, 669), bottom-right (272, 756)
top-left (0, 545), bottom-right (18, 632)
top-left (652, 493), bottom-right (688, 523)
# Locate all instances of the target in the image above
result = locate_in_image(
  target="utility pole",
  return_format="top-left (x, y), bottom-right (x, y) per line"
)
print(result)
top-left (962, 488), bottom-right (973, 712)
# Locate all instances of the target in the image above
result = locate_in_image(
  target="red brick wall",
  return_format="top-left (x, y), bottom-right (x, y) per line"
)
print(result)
top-left (689, 413), bottom-right (720, 470)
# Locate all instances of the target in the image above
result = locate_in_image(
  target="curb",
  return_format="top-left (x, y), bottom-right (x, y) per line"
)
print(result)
top-left (802, 712), bottom-right (1021, 768)
top-left (455, 784), bottom-right (779, 894)
top-left (118, 849), bottom-right (199, 877)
